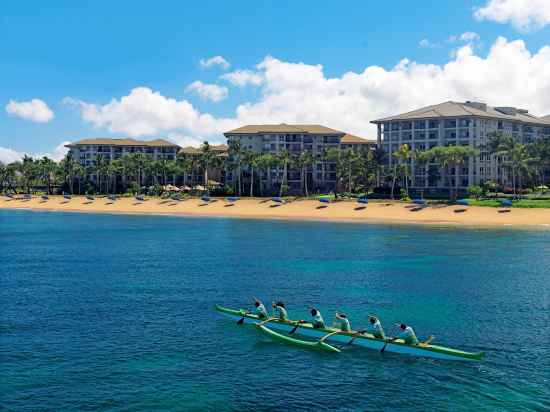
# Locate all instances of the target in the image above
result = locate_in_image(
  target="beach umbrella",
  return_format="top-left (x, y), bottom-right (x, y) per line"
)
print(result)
top-left (271, 196), bottom-right (283, 203)
top-left (357, 197), bottom-right (369, 205)
top-left (319, 197), bottom-right (330, 204)
top-left (227, 196), bottom-right (239, 203)
top-left (500, 199), bottom-right (513, 207)
top-left (412, 198), bottom-right (426, 205)
top-left (456, 199), bottom-right (469, 206)
top-left (201, 195), bottom-right (210, 203)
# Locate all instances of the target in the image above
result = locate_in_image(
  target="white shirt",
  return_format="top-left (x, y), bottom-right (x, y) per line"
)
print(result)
top-left (397, 326), bottom-right (419, 344)
top-left (366, 319), bottom-right (385, 338)
top-left (313, 311), bottom-right (324, 325)
top-left (275, 305), bottom-right (288, 320)
top-left (255, 303), bottom-right (267, 317)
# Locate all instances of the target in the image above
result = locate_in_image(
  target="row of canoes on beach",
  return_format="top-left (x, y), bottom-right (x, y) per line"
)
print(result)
top-left (216, 305), bottom-right (485, 361)
top-left (1, 193), bottom-right (515, 208)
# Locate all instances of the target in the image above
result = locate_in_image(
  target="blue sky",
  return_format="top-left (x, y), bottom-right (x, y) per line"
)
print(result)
top-left (1, 0), bottom-right (550, 161)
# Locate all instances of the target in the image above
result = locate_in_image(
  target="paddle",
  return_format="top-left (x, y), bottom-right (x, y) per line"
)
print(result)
top-left (345, 330), bottom-right (366, 346)
top-left (288, 320), bottom-right (306, 335)
top-left (319, 330), bottom-right (341, 343)
top-left (381, 324), bottom-right (400, 353)
top-left (237, 310), bottom-right (251, 325)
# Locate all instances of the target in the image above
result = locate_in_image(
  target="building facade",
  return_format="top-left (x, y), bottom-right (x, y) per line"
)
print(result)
top-left (372, 101), bottom-right (550, 194)
top-left (65, 138), bottom-right (180, 185)
top-left (224, 124), bottom-right (375, 194)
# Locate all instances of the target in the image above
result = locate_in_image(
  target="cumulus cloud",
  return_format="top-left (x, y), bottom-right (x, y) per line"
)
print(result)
top-left (419, 38), bottom-right (438, 48)
top-left (449, 32), bottom-right (480, 43)
top-left (166, 132), bottom-right (205, 148)
top-left (220, 69), bottom-right (264, 87)
top-left (66, 37), bottom-right (550, 142)
top-left (186, 81), bottom-right (228, 102)
top-left (474, 0), bottom-right (550, 31)
top-left (5, 99), bottom-right (54, 123)
top-left (0, 141), bottom-right (69, 164)
top-left (199, 55), bottom-right (230, 70)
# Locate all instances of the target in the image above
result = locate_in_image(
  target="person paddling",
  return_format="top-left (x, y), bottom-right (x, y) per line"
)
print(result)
top-left (395, 323), bottom-right (419, 345)
top-left (310, 308), bottom-right (325, 329)
top-left (272, 301), bottom-right (288, 321)
top-left (366, 315), bottom-right (386, 339)
top-left (253, 298), bottom-right (268, 319)
top-left (333, 312), bottom-right (352, 332)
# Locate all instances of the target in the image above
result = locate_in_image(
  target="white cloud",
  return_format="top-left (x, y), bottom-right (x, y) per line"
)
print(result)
top-left (0, 141), bottom-right (69, 164)
top-left (166, 132), bottom-right (204, 148)
top-left (474, 0), bottom-right (550, 31)
top-left (419, 38), bottom-right (438, 48)
top-left (450, 32), bottom-right (480, 43)
top-left (66, 37), bottom-right (550, 143)
top-left (0, 147), bottom-right (24, 163)
top-left (220, 69), bottom-right (264, 87)
top-left (5, 99), bottom-right (54, 123)
top-left (185, 81), bottom-right (228, 102)
top-left (199, 56), bottom-right (230, 70)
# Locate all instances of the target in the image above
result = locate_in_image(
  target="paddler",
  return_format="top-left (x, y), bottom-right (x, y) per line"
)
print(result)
top-left (366, 315), bottom-right (386, 339)
top-left (272, 301), bottom-right (288, 321)
top-left (395, 323), bottom-right (419, 345)
top-left (310, 308), bottom-right (325, 329)
top-left (333, 312), bottom-right (352, 332)
top-left (253, 298), bottom-right (268, 319)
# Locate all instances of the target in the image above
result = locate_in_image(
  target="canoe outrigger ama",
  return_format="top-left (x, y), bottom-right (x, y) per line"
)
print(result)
top-left (216, 305), bottom-right (484, 361)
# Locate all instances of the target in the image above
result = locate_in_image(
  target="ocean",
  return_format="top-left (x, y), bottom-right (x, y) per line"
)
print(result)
top-left (1, 210), bottom-right (549, 411)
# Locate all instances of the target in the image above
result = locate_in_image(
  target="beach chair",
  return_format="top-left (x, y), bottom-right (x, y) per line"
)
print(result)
top-left (86, 195), bottom-right (95, 201)
top-left (357, 197), bottom-right (369, 205)
top-left (41, 195), bottom-right (49, 201)
top-left (271, 196), bottom-right (284, 203)
top-left (23, 193), bottom-right (32, 200)
top-left (201, 195), bottom-right (211, 205)
top-left (412, 198), bottom-right (426, 206)
top-left (135, 195), bottom-right (145, 202)
top-left (107, 195), bottom-right (117, 204)
top-left (63, 194), bottom-right (72, 201)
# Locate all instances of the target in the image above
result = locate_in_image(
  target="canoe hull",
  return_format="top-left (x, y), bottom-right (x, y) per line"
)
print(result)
top-left (217, 305), bottom-right (484, 361)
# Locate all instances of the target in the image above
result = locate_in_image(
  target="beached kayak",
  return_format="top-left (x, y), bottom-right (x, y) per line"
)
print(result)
top-left (216, 305), bottom-right (484, 361)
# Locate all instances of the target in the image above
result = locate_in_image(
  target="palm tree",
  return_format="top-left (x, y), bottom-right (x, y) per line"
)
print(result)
top-left (74, 163), bottom-right (86, 195)
top-left (295, 151), bottom-right (315, 197)
top-left (38, 156), bottom-right (57, 195)
top-left (199, 141), bottom-right (216, 190)
top-left (412, 149), bottom-right (429, 198)
top-left (425, 145), bottom-right (478, 199)
top-left (372, 146), bottom-right (386, 187)
top-left (94, 154), bottom-right (108, 194)
top-left (391, 144), bottom-right (410, 199)
top-left (59, 153), bottom-right (78, 194)
top-left (277, 149), bottom-right (291, 197)
top-left (228, 140), bottom-right (244, 196)
top-left (243, 150), bottom-right (259, 197)
top-left (255, 153), bottom-right (276, 196)
top-left (176, 152), bottom-right (195, 188)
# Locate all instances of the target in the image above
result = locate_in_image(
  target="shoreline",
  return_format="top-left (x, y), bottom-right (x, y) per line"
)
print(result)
top-left (3, 196), bottom-right (550, 229)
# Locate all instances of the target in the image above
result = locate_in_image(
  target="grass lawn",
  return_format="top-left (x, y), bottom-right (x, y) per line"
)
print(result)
top-left (466, 198), bottom-right (550, 208)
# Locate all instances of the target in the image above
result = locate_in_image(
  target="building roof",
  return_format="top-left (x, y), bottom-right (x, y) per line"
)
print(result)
top-left (371, 101), bottom-right (550, 126)
top-left (65, 138), bottom-right (180, 148)
top-left (179, 144), bottom-right (228, 155)
top-left (224, 124), bottom-right (344, 135)
top-left (340, 133), bottom-right (376, 145)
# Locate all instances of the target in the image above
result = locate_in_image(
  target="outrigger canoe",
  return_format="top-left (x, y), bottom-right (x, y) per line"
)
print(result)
top-left (216, 305), bottom-right (484, 361)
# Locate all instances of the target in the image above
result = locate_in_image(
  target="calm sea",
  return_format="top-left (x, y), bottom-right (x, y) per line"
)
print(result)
top-left (1, 210), bottom-right (549, 411)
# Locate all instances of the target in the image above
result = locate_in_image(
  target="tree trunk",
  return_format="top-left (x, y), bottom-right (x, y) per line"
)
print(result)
top-left (390, 164), bottom-right (397, 199)
top-left (304, 167), bottom-right (309, 197)
top-left (279, 162), bottom-right (287, 197)
top-left (249, 167), bottom-right (254, 197)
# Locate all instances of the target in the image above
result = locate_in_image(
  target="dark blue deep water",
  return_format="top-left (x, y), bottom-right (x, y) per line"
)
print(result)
top-left (1, 210), bottom-right (549, 411)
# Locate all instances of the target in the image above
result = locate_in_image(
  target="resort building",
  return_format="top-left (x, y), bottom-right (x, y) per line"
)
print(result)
top-left (178, 144), bottom-right (228, 188)
top-left (65, 138), bottom-right (180, 185)
top-left (223, 124), bottom-right (375, 194)
top-left (371, 101), bottom-right (550, 195)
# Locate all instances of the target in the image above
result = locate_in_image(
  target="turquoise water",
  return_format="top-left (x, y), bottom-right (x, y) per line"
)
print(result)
top-left (1, 210), bottom-right (549, 411)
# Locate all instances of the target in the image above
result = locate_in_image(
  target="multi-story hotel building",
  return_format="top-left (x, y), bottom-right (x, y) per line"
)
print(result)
top-left (65, 138), bottom-right (180, 185)
top-left (372, 101), bottom-right (550, 194)
top-left (223, 124), bottom-right (375, 194)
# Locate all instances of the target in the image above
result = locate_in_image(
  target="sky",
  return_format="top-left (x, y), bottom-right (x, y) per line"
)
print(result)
top-left (1, 0), bottom-right (550, 162)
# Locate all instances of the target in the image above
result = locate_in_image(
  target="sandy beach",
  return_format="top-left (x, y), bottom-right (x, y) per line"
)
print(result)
top-left (2, 195), bottom-right (550, 227)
